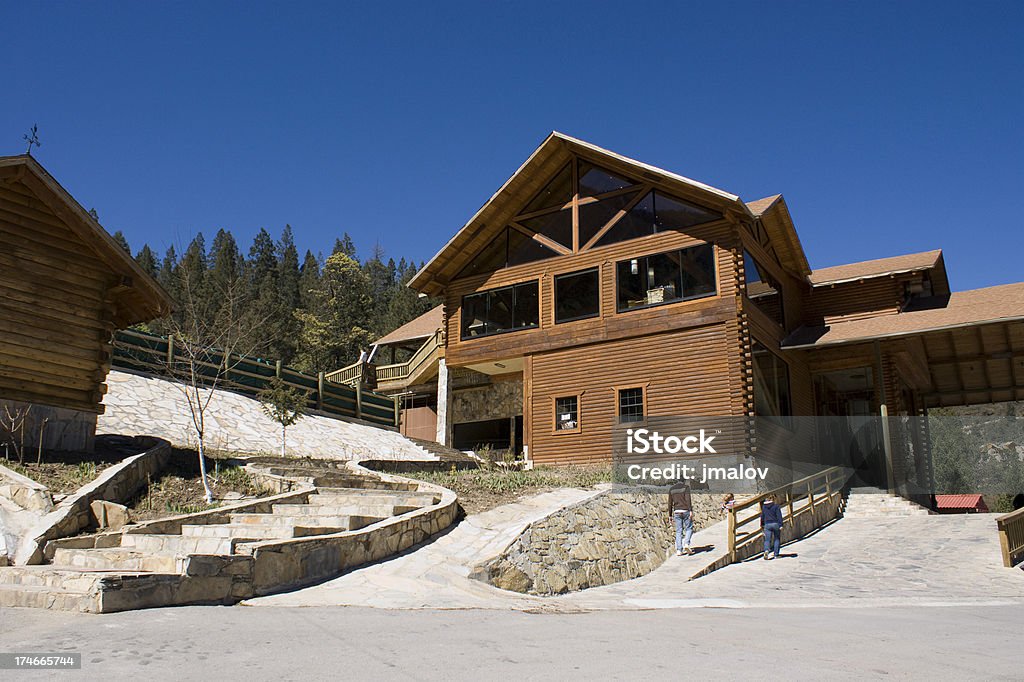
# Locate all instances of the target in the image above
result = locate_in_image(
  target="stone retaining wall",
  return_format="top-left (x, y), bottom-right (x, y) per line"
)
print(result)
top-left (0, 463), bottom-right (52, 513)
top-left (15, 437), bottom-right (171, 565)
top-left (475, 488), bottom-right (724, 595)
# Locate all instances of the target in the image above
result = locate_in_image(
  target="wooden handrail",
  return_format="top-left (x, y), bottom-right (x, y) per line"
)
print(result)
top-left (996, 506), bottom-right (1024, 568)
top-left (374, 329), bottom-right (443, 384)
top-left (727, 466), bottom-right (846, 563)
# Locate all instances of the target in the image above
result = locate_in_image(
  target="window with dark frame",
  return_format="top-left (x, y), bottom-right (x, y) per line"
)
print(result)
top-left (460, 281), bottom-right (540, 339)
top-left (752, 341), bottom-right (793, 426)
top-left (744, 251), bottom-right (785, 328)
top-left (554, 395), bottom-right (579, 432)
top-left (618, 387), bottom-right (645, 423)
top-left (616, 243), bottom-right (716, 312)
top-left (554, 268), bottom-right (600, 323)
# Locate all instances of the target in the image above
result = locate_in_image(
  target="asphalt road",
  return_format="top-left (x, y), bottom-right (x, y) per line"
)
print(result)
top-left (0, 604), bottom-right (1020, 680)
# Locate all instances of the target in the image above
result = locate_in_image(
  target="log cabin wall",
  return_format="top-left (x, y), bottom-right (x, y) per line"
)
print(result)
top-left (802, 272), bottom-right (928, 326)
top-left (527, 323), bottom-right (735, 466)
top-left (442, 220), bottom-right (746, 464)
top-left (0, 178), bottom-right (117, 451)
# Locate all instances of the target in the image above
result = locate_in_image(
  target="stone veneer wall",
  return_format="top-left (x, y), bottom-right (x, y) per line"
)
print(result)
top-left (15, 437), bottom-right (171, 565)
top-left (475, 488), bottom-right (724, 595)
top-left (452, 378), bottom-right (522, 424)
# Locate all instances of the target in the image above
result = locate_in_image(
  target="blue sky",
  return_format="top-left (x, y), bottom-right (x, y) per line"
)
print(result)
top-left (3, 1), bottom-right (1021, 290)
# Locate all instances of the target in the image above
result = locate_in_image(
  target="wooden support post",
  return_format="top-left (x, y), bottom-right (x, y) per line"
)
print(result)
top-left (317, 372), bottom-right (324, 411)
top-left (166, 335), bottom-right (174, 367)
top-left (355, 385), bottom-right (363, 420)
top-left (727, 509), bottom-right (737, 563)
top-left (392, 395), bottom-right (401, 429)
top-left (275, 360), bottom-right (282, 378)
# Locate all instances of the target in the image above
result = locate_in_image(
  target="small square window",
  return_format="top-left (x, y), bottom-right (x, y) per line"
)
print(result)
top-left (554, 395), bottom-right (580, 433)
top-left (618, 387), bottom-right (645, 423)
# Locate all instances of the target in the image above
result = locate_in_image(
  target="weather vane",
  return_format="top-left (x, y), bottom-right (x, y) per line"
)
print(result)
top-left (23, 124), bottom-right (41, 155)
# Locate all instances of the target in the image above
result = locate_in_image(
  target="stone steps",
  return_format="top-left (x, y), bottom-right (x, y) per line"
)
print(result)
top-left (52, 547), bottom-right (180, 573)
top-left (272, 502), bottom-right (414, 517)
top-left (0, 565), bottom-right (108, 590)
top-left (309, 489), bottom-right (438, 507)
top-left (230, 511), bottom-right (381, 528)
top-left (842, 492), bottom-right (932, 518)
top-left (180, 523), bottom-right (349, 539)
top-left (0, 582), bottom-right (98, 612)
top-left (120, 533), bottom-right (235, 555)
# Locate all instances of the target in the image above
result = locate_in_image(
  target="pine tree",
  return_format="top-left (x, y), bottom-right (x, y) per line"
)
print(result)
top-left (111, 230), bottom-right (131, 253)
top-left (332, 233), bottom-right (358, 259)
top-left (298, 250), bottom-right (321, 310)
top-left (274, 226), bottom-right (302, 363)
top-left (135, 245), bottom-right (159, 278)
top-left (295, 252), bottom-right (374, 373)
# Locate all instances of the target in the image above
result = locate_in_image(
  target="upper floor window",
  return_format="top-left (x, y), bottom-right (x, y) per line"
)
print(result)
top-left (455, 158), bottom-right (723, 281)
top-left (555, 268), bottom-right (600, 323)
top-left (752, 341), bottom-right (793, 425)
top-left (460, 281), bottom-right (539, 340)
top-left (616, 243), bottom-right (716, 312)
top-left (744, 250), bottom-right (785, 328)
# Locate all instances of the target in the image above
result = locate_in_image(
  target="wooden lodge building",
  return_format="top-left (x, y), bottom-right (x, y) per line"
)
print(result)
top-left (0, 155), bottom-right (172, 451)
top-left (337, 133), bottom-right (1024, 494)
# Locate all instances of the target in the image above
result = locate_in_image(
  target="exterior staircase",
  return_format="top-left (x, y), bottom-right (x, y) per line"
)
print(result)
top-left (842, 488), bottom-right (933, 518)
top-left (0, 462), bottom-right (455, 612)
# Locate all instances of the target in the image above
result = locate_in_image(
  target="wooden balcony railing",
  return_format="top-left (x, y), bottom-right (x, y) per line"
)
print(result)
top-left (326, 329), bottom-right (443, 388)
top-left (727, 466), bottom-right (846, 563)
top-left (996, 506), bottom-right (1024, 568)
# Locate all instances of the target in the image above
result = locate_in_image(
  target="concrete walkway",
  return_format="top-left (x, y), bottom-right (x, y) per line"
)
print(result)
top-left (247, 489), bottom-right (1024, 612)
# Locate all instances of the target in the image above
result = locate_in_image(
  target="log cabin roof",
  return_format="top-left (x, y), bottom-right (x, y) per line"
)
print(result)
top-left (809, 249), bottom-right (944, 286)
top-left (408, 132), bottom-right (812, 296)
top-left (374, 305), bottom-right (443, 346)
top-left (782, 281), bottom-right (1024, 348)
top-left (0, 154), bottom-right (173, 327)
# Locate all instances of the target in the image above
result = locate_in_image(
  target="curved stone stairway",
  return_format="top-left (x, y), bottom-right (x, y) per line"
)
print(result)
top-left (0, 462), bottom-right (455, 612)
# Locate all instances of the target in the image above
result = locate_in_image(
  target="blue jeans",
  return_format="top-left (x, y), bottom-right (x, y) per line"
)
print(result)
top-left (674, 511), bottom-right (693, 551)
top-left (763, 522), bottom-right (782, 557)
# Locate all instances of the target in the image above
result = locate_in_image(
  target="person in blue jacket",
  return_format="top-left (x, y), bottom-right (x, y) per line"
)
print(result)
top-left (761, 494), bottom-right (784, 560)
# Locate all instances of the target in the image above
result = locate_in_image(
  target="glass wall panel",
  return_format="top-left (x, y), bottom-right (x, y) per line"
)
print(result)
top-left (522, 164), bottom-right (573, 214)
top-left (752, 341), bottom-right (793, 424)
top-left (744, 250), bottom-right (785, 328)
top-left (507, 228), bottom-right (559, 267)
top-left (578, 161), bottom-right (636, 196)
top-left (512, 281), bottom-right (539, 329)
top-left (653, 193), bottom-right (722, 231)
top-left (578, 191), bottom-right (638, 246)
top-left (520, 209), bottom-right (573, 249)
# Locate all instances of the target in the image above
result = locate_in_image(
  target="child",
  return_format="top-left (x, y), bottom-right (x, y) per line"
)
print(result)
top-left (720, 493), bottom-right (736, 512)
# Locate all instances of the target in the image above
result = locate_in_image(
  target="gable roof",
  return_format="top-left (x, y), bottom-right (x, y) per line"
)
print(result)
top-left (782, 281), bottom-right (1024, 348)
top-left (745, 194), bottom-right (811, 278)
top-left (809, 249), bottom-right (944, 286)
top-left (375, 305), bottom-right (443, 346)
top-left (408, 132), bottom-right (808, 296)
top-left (745, 194), bottom-right (781, 216)
top-left (0, 154), bottom-right (173, 326)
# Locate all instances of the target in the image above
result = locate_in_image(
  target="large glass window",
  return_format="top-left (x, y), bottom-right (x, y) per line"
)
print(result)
top-left (752, 341), bottom-right (793, 424)
top-left (618, 387), bottom-right (645, 423)
top-left (555, 268), bottom-right (600, 323)
top-left (594, 191), bottom-right (721, 249)
top-left (616, 243), bottom-right (716, 311)
top-left (460, 281), bottom-right (540, 339)
top-left (456, 228), bottom-right (558, 279)
top-left (744, 250), bottom-right (785, 328)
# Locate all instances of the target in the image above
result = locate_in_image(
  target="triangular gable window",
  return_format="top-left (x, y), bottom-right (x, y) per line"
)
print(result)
top-left (518, 210), bottom-right (573, 249)
top-left (522, 164), bottom-right (572, 214)
top-left (455, 227), bottom-right (559, 280)
top-left (578, 191), bottom-right (640, 247)
top-left (594, 191), bottom-right (720, 249)
top-left (578, 161), bottom-right (635, 197)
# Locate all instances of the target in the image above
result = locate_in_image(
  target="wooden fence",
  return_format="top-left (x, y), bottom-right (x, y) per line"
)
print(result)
top-left (112, 329), bottom-right (398, 428)
top-left (727, 466), bottom-right (846, 563)
top-left (996, 507), bottom-right (1024, 568)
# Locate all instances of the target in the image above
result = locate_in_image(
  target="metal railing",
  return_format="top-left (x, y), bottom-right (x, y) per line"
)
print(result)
top-left (727, 466), bottom-right (846, 563)
top-left (996, 507), bottom-right (1024, 568)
